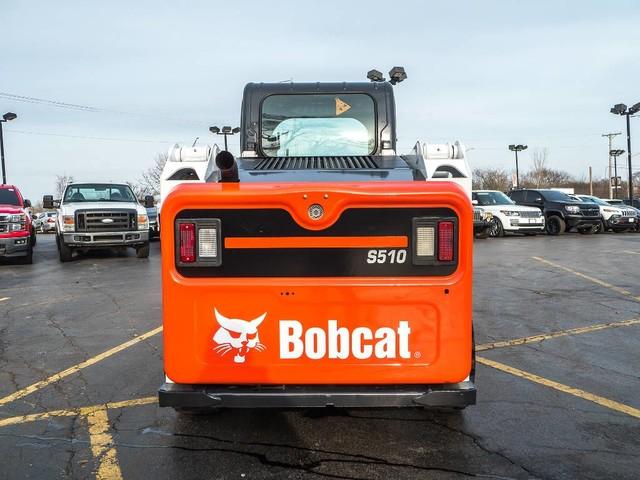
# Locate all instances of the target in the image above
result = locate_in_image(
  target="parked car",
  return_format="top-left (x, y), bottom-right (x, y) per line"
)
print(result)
top-left (473, 206), bottom-right (492, 238)
top-left (43, 182), bottom-right (152, 262)
top-left (606, 199), bottom-right (640, 232)
top-left (472, 190), bottom-right (545, 237)
top-left (146, 205), bottom-right (159, 239)
top-left (34, 211), bottom-right (58, 233)
top-left (508, 189), bottom-right (600, 235)
top-left (574, 195), bottom-right (636, 233)
top-left (0, 184), bottom-right (36, 263)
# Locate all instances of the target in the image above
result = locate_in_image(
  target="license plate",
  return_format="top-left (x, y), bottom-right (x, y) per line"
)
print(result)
top-left (629, 218), bottom-right (635, 223)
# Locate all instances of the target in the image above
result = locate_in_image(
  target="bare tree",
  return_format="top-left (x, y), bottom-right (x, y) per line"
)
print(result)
top-left (55, 174), bottom-right (74, 199)
top-left (472, 168), bottom-right (511, 192)
top-left (133, 152), bottom-right (168, 197)
top-left (528, 148), bottom-right (550, 188)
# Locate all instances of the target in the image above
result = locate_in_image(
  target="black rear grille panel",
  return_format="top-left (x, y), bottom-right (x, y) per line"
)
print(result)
top-left (176, 207), bottom-right (458, 278)
top-left (254, 156), bottom-right (378, 170)
top-left (75, 209), bottom-right (136, 232)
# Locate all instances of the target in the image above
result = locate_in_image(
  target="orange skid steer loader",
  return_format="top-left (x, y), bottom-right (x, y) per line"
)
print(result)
top-left (159, 75), bottom-right (475, 411)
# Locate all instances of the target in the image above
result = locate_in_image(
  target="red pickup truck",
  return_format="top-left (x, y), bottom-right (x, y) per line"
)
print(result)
top-left (0, 184), bottom-right (36, 263)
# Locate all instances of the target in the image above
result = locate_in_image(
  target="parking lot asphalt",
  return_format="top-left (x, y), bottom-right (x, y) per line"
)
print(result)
top-left (1, 232), bottom-right (639, 480)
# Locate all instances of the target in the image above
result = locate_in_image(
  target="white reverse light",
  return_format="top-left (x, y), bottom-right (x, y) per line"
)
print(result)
top-left (416, 226), bottom-right (435, 257)
top-left (198, 228), bottom-right (218, 258)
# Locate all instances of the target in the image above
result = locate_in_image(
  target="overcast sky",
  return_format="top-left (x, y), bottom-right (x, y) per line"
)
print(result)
top-left (2, 0), bottom-right (639, 201)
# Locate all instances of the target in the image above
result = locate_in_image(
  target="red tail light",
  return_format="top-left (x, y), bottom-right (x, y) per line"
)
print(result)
top-left (179, 223), bottom-right (196, 263)
top-left (437, 221), bottom-right (454, 262)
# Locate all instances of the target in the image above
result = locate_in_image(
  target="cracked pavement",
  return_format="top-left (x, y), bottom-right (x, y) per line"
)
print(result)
top-left (0, 233), bottom-right (639, 479)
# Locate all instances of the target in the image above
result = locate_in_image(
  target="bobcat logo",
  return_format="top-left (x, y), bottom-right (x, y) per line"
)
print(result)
top-left (213, 309), bottom-right (267, 363)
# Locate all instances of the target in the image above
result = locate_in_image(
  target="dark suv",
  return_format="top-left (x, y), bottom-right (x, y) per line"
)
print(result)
top-left (508, 189), bottom-right (600, 235)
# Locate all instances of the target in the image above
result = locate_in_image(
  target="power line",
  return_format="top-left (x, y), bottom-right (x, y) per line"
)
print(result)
top-left (0, 92), bottom-right (217, 127)
top-left (5, 128), bottom-right (179, 144)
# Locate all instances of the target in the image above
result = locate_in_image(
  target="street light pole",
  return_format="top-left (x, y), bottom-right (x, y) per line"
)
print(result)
top-left (0, 112), bottom-right (18, 185)
top-left (610, 102), bottom-right (639, 205)
top-left (626, 112), bottom-right (633, 201)
top-left (0, 120), bottom-right (6, 185)
top-left (610, 149), bottom-right (625, 199)
top-left (508, 144), bottom-right (528, 188)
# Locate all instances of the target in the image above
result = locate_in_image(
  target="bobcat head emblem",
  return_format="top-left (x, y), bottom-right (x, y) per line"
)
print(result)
top-left (213, 309), bottom-right (267, 363)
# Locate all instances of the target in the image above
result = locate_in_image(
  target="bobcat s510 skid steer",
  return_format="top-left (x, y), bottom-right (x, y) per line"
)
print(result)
top-left (159, 70), bottom-right (476, 411)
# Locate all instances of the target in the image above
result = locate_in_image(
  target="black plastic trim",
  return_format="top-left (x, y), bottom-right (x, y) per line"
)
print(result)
top-left (158, 382), bottom-right (477, 409)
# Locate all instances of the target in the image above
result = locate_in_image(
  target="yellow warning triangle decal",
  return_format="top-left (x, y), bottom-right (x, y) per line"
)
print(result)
top-left (335, 97), bottom-right (351, 116)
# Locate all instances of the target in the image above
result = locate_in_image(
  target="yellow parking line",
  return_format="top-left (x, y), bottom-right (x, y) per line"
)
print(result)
top-left (0, 326), bottom-right (162, 407)
top-left (476, 317), bottom-right (640, 352)
top-left (0, 297), bottom-right (9, 302)
top-left (477, 356), bottom-right (640, 419)
top-left (532, 256), bottom-right (640, 302)
top-left (0, 407), bottom-right (79, 428)
top-left (0, 396), bottom-right (156, 428)
top-left (83, 407), bottom-right (123, 480)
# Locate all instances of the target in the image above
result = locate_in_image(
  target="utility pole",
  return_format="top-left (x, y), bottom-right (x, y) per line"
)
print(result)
top-left (602, 132), bottom-right (621, 199)
top-left (589, 166), bottom-right (593, 195)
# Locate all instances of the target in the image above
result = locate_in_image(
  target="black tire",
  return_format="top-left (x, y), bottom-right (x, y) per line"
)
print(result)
top-left (58, 235), bottom-right (73, 262)
top-left (475, 228), bottom-right (489, 239)
top-left (136, 242), bottom-right (150, 258)
top-left (546, 216), bottom-right (565, 235)
top-left (488, 218), bottom-right (504, 237)
top-left (20, 245), bottom-right (33, 264)
top-left (31, 229), bottom-right (37, 246)
top-left (594, 220), bottom-right (605, 234)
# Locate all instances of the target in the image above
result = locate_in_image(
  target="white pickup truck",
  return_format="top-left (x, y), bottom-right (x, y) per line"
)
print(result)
top-left (43, 182), bottom-right (151, 262)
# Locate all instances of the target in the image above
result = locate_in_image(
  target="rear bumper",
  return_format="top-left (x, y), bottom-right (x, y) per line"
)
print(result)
top-left (62, 230), bottom-right (148, 247)
top-left (0, 235), bottom-right (30, 257)
top-left (158, 382), bottom-right (476, 409)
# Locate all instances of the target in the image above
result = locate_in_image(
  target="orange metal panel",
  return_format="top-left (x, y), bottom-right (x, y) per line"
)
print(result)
top-left (161, 181), bottom-right (473, 385)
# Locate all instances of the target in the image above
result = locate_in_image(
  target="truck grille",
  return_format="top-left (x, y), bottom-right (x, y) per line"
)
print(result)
top-left (519, 210), bottom-right (541, 218)
top-left (75, 210), bottom-right (136, 232)
top-left (580, 208), bottom-right (600, 217)
top-left (621, 210), bottom-right (635, 217)
top-left (0, 214), bottom-right (10, 223)
top-left (254, 156), bottom-right (378, 170)
top-left (0, 224), bottom-right (6, 233)
top-left (473, 209), bottom-right (483, 222)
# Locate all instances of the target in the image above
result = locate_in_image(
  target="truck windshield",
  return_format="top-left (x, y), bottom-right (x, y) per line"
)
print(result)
top-left (63, 184), bottom-right (136, 203)
top-left (0, 188), bottom-right (20, 206)
top-left (261, 94), bottom-right (375, 157)
top-left (474, 191), bottom-right (514, 206)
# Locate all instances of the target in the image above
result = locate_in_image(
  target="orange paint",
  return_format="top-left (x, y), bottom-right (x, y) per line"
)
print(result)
top-left (161, 181), bottom-right (473, 385)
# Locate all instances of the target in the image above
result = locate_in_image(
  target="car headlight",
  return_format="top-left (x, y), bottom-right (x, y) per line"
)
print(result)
top-left (9, 214), bottom-right (26, 223)
top-left (62, 215), bottom-right (75, 232)
top-left (137, 214), bottom-right (149, 230)
top-left (565, 205), bottom-right (580, 214)
top-left (9, 223), bottom-right (26, 232)
top-left (500, 210), bottom-right (520, 216)
top-left (603, 208), bottom-right (618, 213)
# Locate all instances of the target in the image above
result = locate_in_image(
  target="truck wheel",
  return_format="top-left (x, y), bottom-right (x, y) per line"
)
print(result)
top-left (31, 229), bottom-right (37, 246)
top-left (594, 220), bottom-right (605, 234)
top-left (136, 242), bottom-right (150, 258)
top-left (488, 218), bottom-right (504, 237)
top-left (20, 245), bottom-right (33, 264)
top-left (58, 236), bottom-right (73, 262)
top-left (546, 216), bottom-right (565, 235)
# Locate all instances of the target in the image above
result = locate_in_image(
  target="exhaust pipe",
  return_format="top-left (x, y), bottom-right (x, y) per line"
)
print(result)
top-left (215, 151), bottom-right (239, 183)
